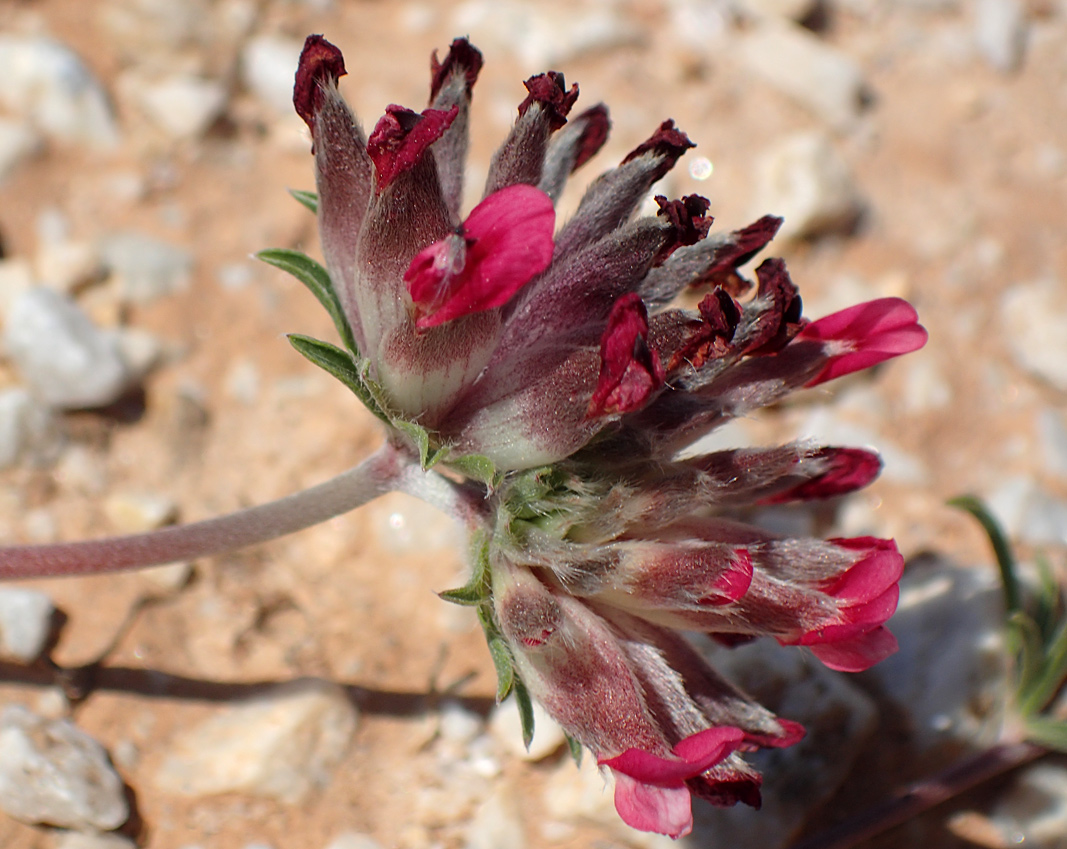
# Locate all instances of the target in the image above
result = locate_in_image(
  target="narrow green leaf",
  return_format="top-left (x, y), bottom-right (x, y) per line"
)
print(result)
top-left (1019, 616), bottom-right (1067, 716)
top-left (257, 248), bottom-right (357, 355)
top-left (438, 584), bottom-right (483, 606)
top-left (565, 733), bottom-right (583, 767)
top-left (487, 633), bottom-right (515, 701)
top-left (1024, 717), bottom-right (1067, 753)
top-left (513, 677), bottom-right (536, 749)
top-left (1009, 612), bottom-right (1046, 697)
top-left (288, 188), bottom-right (319, 214)
top-left (948, 495), bottom-right (1021, 614)
top-left (287, 334), bottom-right (389, 423)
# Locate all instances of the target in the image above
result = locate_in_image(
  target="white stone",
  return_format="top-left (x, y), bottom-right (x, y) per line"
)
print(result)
top-left (752, 131), bottom-right (863, 241)
top-left (35, 241), bottom-right (104, 293)
top-left (0, 257), bottom-right (35, 314)
top-left (103, 491), bottom-right (178, 533)
top-left (322, 832), bottom-right (385, 849)
top-left (860, 558), bottom-right (1008, 753)
top-left (153, 679), bottom-right (357, 803)
top-left (1002, 277), bottom-right (1067, 392)
top-left (438, 700), bottom-right (485, 746)
top-left (451, 1), bottom-right (643, 67)
top-left (735, 21), bottom-right (868, 131)
top-left (3, 287), bottom-right (133, 409)
top-left (52, 832), bottom-right (137, 849)
top-left (1038, 409), bottom-right (1067, 481)
top-left (0, 117), bottom-right (41, 182)
top-left (738, 0), bottom-right (820, 21)
top-left (974, 0), bottom-right (1027, 73)
top-left (489, 699), bottom-right (567, 761)
top-left (989, 763), bottom-right (1067, 849)
top-left (0, 387), bottom-right (60, 469)
top-left (99, 232), bottom-right (193, 305)
top-left (241, 36), bottom-right (304, 116)
top-left (0, 588), bottom-right (55, 663)
top-left (0, 36), bottom-right (119, 149)
top-left (0, 705), bottom-right (128, 830)
top-left (466, 785), bottom-right (526, 849)
top-left (696, 637), bottom-right (879, 847)
top-left (132, 74), bottom-right (228, 139)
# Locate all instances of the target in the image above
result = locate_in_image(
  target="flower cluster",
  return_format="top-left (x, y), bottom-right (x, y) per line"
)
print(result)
top-left (289, 35), bottom-right (927, 838)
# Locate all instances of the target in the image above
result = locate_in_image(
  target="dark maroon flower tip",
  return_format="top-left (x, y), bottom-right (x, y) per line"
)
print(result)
top-left (430, 37), bottom-right (484, 100)
top-left (761, 446), bottom-right (882, 504)
top-left (743, 258), bottom-right (804, 355)
top-left (622, 120), bottom-right (696, 180)
top-left (588, 293), bottom-right (666, 418)
top-left (654, 195), bottom-right (713, 261)
top-left (687, 774), bottom-right (764, 809)
top-left (696, 215), bottom-right (784, 296)
top-left (666, 288), bottom-right (740, 372)
top-left (366, 104), bottom-right (458, 191)
top-left (571, 104), bottom-right (611, 170)
top-left (293, 35), bottom-right (347, 132)
top-left (519, 72), bottom-right (579, 131)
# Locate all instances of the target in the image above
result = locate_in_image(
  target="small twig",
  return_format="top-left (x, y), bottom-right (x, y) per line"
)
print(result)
top-left (788, 741), bottom-right (1045, 849)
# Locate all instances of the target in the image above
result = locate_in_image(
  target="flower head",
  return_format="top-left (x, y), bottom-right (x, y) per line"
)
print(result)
top-left (289, 34), bottom-right (927, 838)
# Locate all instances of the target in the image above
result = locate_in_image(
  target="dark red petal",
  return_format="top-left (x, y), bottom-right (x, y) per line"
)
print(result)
top-left (429, 37), bottom-right (483, 100)
top-left (571, 104), bottom-right (611, 170)
top-left (367, 104), bottom-right (458, 191)
top-left (743, 258), bottom-right (804, 355)
top-left (519, 71), bottom-right (579, 131)
top-left (622, 120), bottom-right (696, 181)
top-left (654, 195), bottom-right (712, 261)
top-left (666, 288), bottom-right (740, 372)
top-left (701, 549), bottom-right (753, 605)
top-left (760, 446), bottom-right (882, 504)
top-left (588, 294), bottom-right (666, 418)
top-left (293, 35), bottom-right (347, 131)
top-left (697, 215), bottom-right (783, 296)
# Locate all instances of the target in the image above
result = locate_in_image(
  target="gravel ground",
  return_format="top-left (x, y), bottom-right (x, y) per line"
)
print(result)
top-left (1, 1), bottom-right (1066, 848)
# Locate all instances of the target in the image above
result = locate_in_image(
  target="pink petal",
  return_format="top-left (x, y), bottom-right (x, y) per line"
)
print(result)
top-left (703, 549), bottom-right (753, 605)
top-left (587, 294), bottom-right (666, 418)
top-left (761, 447), bottom-right (882, 504)
top-left (612, 773), bottom-right (695, 838)
top-left (809, 626), bottom-right (900, 672)
top-left (799, 297), bottom-right (928, 387)
top-left (404, 184), bottom-right (555, 328)
top-left (790, 586), bottom-right (900, 645)
top-left (602, 726), bottom-right (744, 784)
top-left (821, 537), bottom-right (904, 601)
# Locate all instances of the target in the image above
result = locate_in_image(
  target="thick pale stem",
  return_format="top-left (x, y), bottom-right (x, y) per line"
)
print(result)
top-left (0, 443), bottom-right (477, 580)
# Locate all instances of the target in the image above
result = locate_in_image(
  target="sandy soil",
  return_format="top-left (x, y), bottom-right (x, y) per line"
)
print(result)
top-left (1, 1), bottom-right (1065, 847)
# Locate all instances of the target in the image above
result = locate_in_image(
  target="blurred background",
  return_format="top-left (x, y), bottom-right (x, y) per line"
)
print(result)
top-left (1, 1), bottom-right (1065, 848)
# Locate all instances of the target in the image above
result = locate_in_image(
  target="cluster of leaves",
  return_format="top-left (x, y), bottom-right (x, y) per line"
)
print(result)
top-left (951, 495), bottom-right (1067, 748)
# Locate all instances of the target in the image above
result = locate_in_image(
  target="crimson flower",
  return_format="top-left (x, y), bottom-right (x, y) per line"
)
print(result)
top-left (0, 34), bottom-right (928, 841)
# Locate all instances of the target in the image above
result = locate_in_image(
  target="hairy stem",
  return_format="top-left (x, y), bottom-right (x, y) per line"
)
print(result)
top-left (0, 442), bottom-right (480, 580)
top-left (789, 741), bottom-right (1045, 849)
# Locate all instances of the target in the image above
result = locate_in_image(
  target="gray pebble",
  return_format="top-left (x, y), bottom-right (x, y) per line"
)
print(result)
top-left (974, 0), bottom-right (1027, 73)
top-left (989, 763), bottom-right (1067, 849)
top-left (0, 117), bottom-right (41, 183)
top-left (0, 705), bottom-right (129, 831)
top-left (241, 36), bottom-right (304, 116)
top-left (0, 387), bottom-right (60, 469)
top-left (735, 21), bottom-right (868, 131)
top-left (1002, 277), bottom-right (1067, 392)
top-left (751, 131), bottom-right (863, 241)
top-left (323, 833), bottom-right (385, 849)
top-left (0, 587), bottom-right (56, 663)
top-left (52, 832), bottom-right (137, 849)
top-left (0, 36), bottom-right (119, 149)
top-left (98, 232), bottom-right (193, 305)
top-left (3, 288), bottom-right (134, 410)
top-left (153, 679), bottom-right (358, 803)
top-left (131, 74), bottom-right (228, 139)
